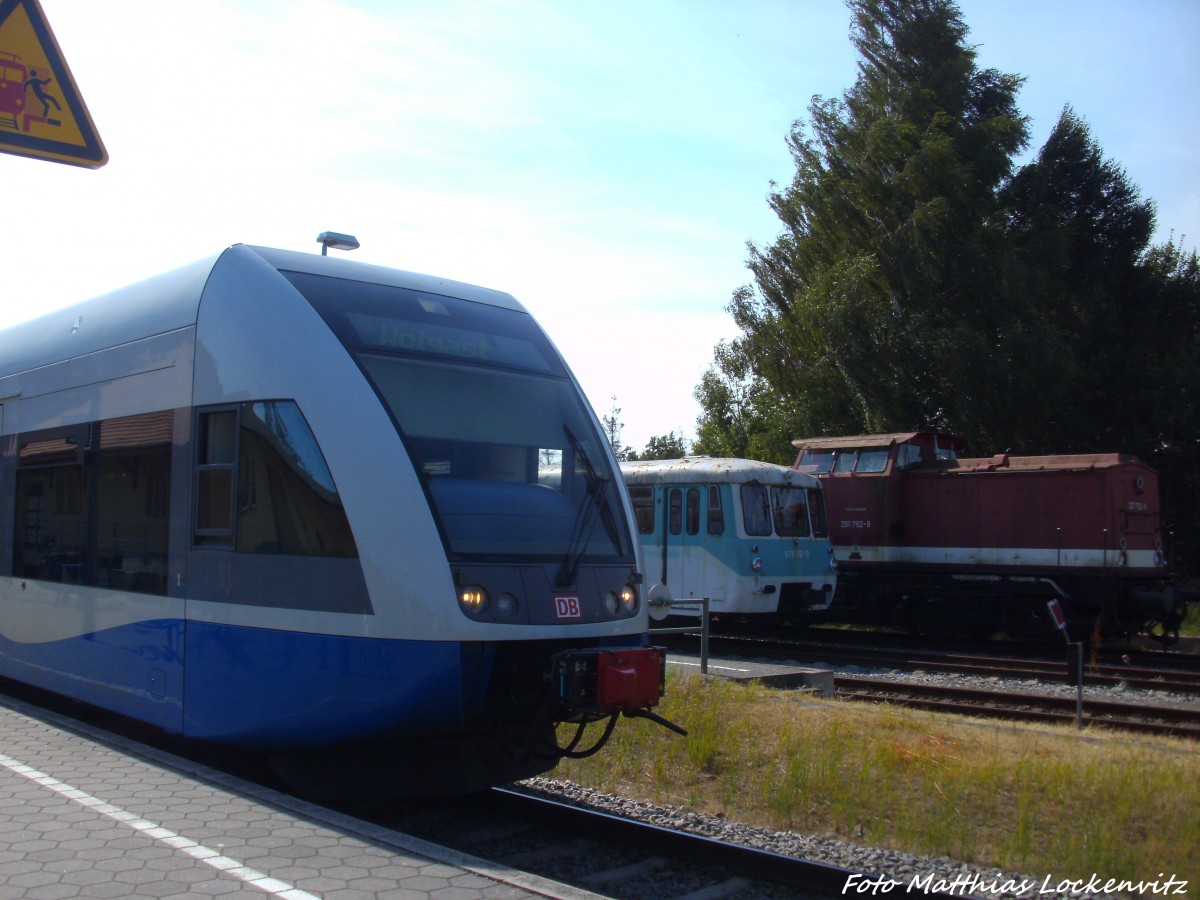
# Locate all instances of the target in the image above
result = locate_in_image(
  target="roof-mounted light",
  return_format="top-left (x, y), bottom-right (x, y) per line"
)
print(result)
top-left (316, 231), bottom-right (360, 255)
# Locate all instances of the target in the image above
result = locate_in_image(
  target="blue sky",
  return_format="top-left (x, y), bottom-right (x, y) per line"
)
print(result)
top-left (3, 0), bottom-right (1197, 451)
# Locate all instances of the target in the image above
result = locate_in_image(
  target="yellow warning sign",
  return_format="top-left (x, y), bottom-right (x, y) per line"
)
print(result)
top-left (0, 0), bottom-right (106, 167)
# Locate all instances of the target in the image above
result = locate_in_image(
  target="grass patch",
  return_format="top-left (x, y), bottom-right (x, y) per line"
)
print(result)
top-left (554, 673), bottom-right (1199, 886)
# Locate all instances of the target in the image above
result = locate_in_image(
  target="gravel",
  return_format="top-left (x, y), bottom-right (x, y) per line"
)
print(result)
top-left (518, 662), bottom-right (1197, 898)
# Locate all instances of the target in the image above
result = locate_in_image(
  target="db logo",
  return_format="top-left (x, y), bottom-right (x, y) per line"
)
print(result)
top-left (554, 595), bottom-right (582, 619)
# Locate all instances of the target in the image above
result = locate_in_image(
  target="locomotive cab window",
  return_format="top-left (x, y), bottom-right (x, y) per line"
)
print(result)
top-left (192, 401), bottom-right (357, 557)
top-left (740, 483), bottom-right (772, 537)
top-left (288, 271), bottom-right (633, 565)
top-left (772, 486), bottom-right (811, 537)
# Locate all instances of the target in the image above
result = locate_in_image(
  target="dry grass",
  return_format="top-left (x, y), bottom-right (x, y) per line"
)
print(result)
top-left (554, 673), bottom-right (1199, 886)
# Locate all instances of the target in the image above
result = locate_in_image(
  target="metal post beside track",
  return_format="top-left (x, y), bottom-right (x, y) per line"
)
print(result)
top-left (650, 597), bottom-right (711, 674)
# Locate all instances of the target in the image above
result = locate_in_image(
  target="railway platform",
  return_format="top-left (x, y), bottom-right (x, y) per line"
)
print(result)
top-left (0, 693), bottom-right (596, 899)
top-left (666, 651), bottom-right (835, 695)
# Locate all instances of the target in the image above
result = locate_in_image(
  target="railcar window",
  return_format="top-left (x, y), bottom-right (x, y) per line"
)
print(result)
top-left (772, 486), bottom-right (812, 537)
top-left (896, 444), bottom-right (923, 469)
top-left (12, 412), bottom-right (173, 595)
top-left (668, 488), bottom-right (683, 536)
top-left (193, 402), bottom-right (356, 557)
top-left (285, 272), bottom-right (565, 378)
top-left (686, 488), bottom-right (700, 536)
top-left (832, 450), bottom-right (857, 473)
top-left (196, 410), bottom-right (237, 544)
top-left (236, 402), bottom-right (357, 557)
top-left (707, 485), bottom-right (725, 535)
top-left (797, 449), bottom-right (835, 474)
top-left (856, 449), bottom-right (890, 473)
top-left (357, 353), bottom-right (630, 561)
top-left (630, 485), bottom-right (655, 534)
top-left (740, 483), bottom-right (772, 536)
top-left (808, 488), bottom-right (829, 537)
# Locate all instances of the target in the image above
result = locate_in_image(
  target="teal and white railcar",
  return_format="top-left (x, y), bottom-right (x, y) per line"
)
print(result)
top-left (620, 458), bottom-right (836, 620)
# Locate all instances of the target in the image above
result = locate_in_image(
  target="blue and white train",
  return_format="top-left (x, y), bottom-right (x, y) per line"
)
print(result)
top-left (620, 458), bottom-right (837, 621)
top-left (0, 243), bottom-right (680, 799)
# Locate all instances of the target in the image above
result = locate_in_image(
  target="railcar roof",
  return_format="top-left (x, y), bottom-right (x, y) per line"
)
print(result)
top-left (0, 244), bottom-right (527, 381)
top-left (620, 457), bottom-right (819, 487)
top-left (791, 432), bottom-right (967, 451)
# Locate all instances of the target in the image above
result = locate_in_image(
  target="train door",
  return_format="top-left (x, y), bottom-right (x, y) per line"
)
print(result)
top-left (677, 486), bottom-right (707, 604)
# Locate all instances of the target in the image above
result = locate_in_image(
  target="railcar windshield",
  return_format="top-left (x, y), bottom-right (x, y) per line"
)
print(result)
top-left (285, 271), bottom-right (632, 563)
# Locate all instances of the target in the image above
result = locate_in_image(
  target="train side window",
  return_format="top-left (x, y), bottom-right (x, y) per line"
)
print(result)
top-left (856, 449), bottom-right (889, 473)
top-left (668, 488), bottom-right (682, 535)
top-left (896, 444), bottom-right (923, 469)
top-left (832, 450), bottom-right (857, 473)
top-left (629, 485), bottom-right (655, 534)
top-left (195, 402), bottom-right (357, 557)
top-left (797, 449), bottom-right (835, 474)
top-left (685, 488), bottom-right (700, 536)
top-left (740, 483), bottom-right (771, 536)
top-left (13, 413), bottom-right (173, 594)
top-left (707, 485), bottom-right (724, 535)
top-left (236, 401), bottom-right (357, 557)
top-left (808, 488), bottom-right (829, 537)
top-left (195, 409), bottom-right (237, 545)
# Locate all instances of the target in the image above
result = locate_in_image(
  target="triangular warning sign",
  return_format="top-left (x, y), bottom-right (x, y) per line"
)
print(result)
top-left (0, 0), bottom-right (106, 167)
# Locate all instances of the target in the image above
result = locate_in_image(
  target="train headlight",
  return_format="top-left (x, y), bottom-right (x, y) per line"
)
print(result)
top-left (458, 585), bottom-right (490, 616)
top-left (496, 592), bottom-right (519, 618)
top-left (829, 556), bottom-right (838, 571)
top-left (751, 557), bottom-right (764, 573)
top-left (620, 584), bottom-right (638, 613)
top-left (604, 592), bottom-right (621, 616)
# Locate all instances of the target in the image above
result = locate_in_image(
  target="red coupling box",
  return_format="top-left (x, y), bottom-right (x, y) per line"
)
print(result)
top-left (595, 647), bottom-right (665, 711)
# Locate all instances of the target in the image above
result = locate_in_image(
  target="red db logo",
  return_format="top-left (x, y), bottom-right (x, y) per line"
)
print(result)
top-left (554, 595), bottom-right (582, 619)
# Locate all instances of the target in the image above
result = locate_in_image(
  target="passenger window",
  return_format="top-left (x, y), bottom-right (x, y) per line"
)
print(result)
top-left (686, 488), bottom-right (700, 536)
top-left (707, 485), bottom-right (725, 535)
top-left (740, 483), bottom-right (771, 536)
top-left (668, 488), bottom-right (682, 535)
top-left (13, 412), bottom-right (173, 595)
top-left (630, 485), bottom-right (655, 534)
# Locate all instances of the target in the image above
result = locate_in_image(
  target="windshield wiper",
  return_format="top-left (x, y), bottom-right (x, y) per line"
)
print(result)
top-left (556, 426), bottom-right (622, 588)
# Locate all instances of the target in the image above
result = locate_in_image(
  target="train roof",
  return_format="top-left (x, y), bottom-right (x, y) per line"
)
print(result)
top-left (620, 457), bottom-right (820, 487)
top-left (791, 432), bottom-right (968, 451)
top-left (0, 244), bottom-right (526, 382)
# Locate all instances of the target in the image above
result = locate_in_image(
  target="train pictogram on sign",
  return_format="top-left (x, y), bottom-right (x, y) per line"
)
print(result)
top-left (0, 0), bottom-right (106, 167)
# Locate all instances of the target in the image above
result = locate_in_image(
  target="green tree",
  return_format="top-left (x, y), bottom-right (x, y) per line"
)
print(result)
top-left (601, 395), bottom-right (635, 461)
top-left (726, 0), bottom-right (1029, 450)
top-left (636, 432), bottom-right (690, 461)
top-left (697, 0), bottom-right (1200, 571)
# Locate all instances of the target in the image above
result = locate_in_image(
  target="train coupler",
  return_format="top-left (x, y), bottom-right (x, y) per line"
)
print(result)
top-left (550, 646), bottom-right (685, 735)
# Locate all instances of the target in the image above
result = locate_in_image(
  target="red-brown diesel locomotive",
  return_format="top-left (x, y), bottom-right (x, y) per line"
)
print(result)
top-left (792, 432), bottom-right (1193, 644)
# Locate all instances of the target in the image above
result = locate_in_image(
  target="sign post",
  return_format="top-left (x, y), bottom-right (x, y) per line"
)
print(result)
top-left (1047, 600), bottom-right (1085, 731)
top-left (0, 0), bottom-right (106, 167)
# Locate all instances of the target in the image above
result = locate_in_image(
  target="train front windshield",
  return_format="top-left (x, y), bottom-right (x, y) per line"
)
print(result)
top-left (286, 272), bottom-right (632, 563)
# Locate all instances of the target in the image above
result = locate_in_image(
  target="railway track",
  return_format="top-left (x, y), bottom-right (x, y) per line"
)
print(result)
top-left (370, 784), bottom-right (925, 899)
top-left (834, 674), bottom-right (1200, 739)
top-left (658, 631), bottom-right (1200, 739)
